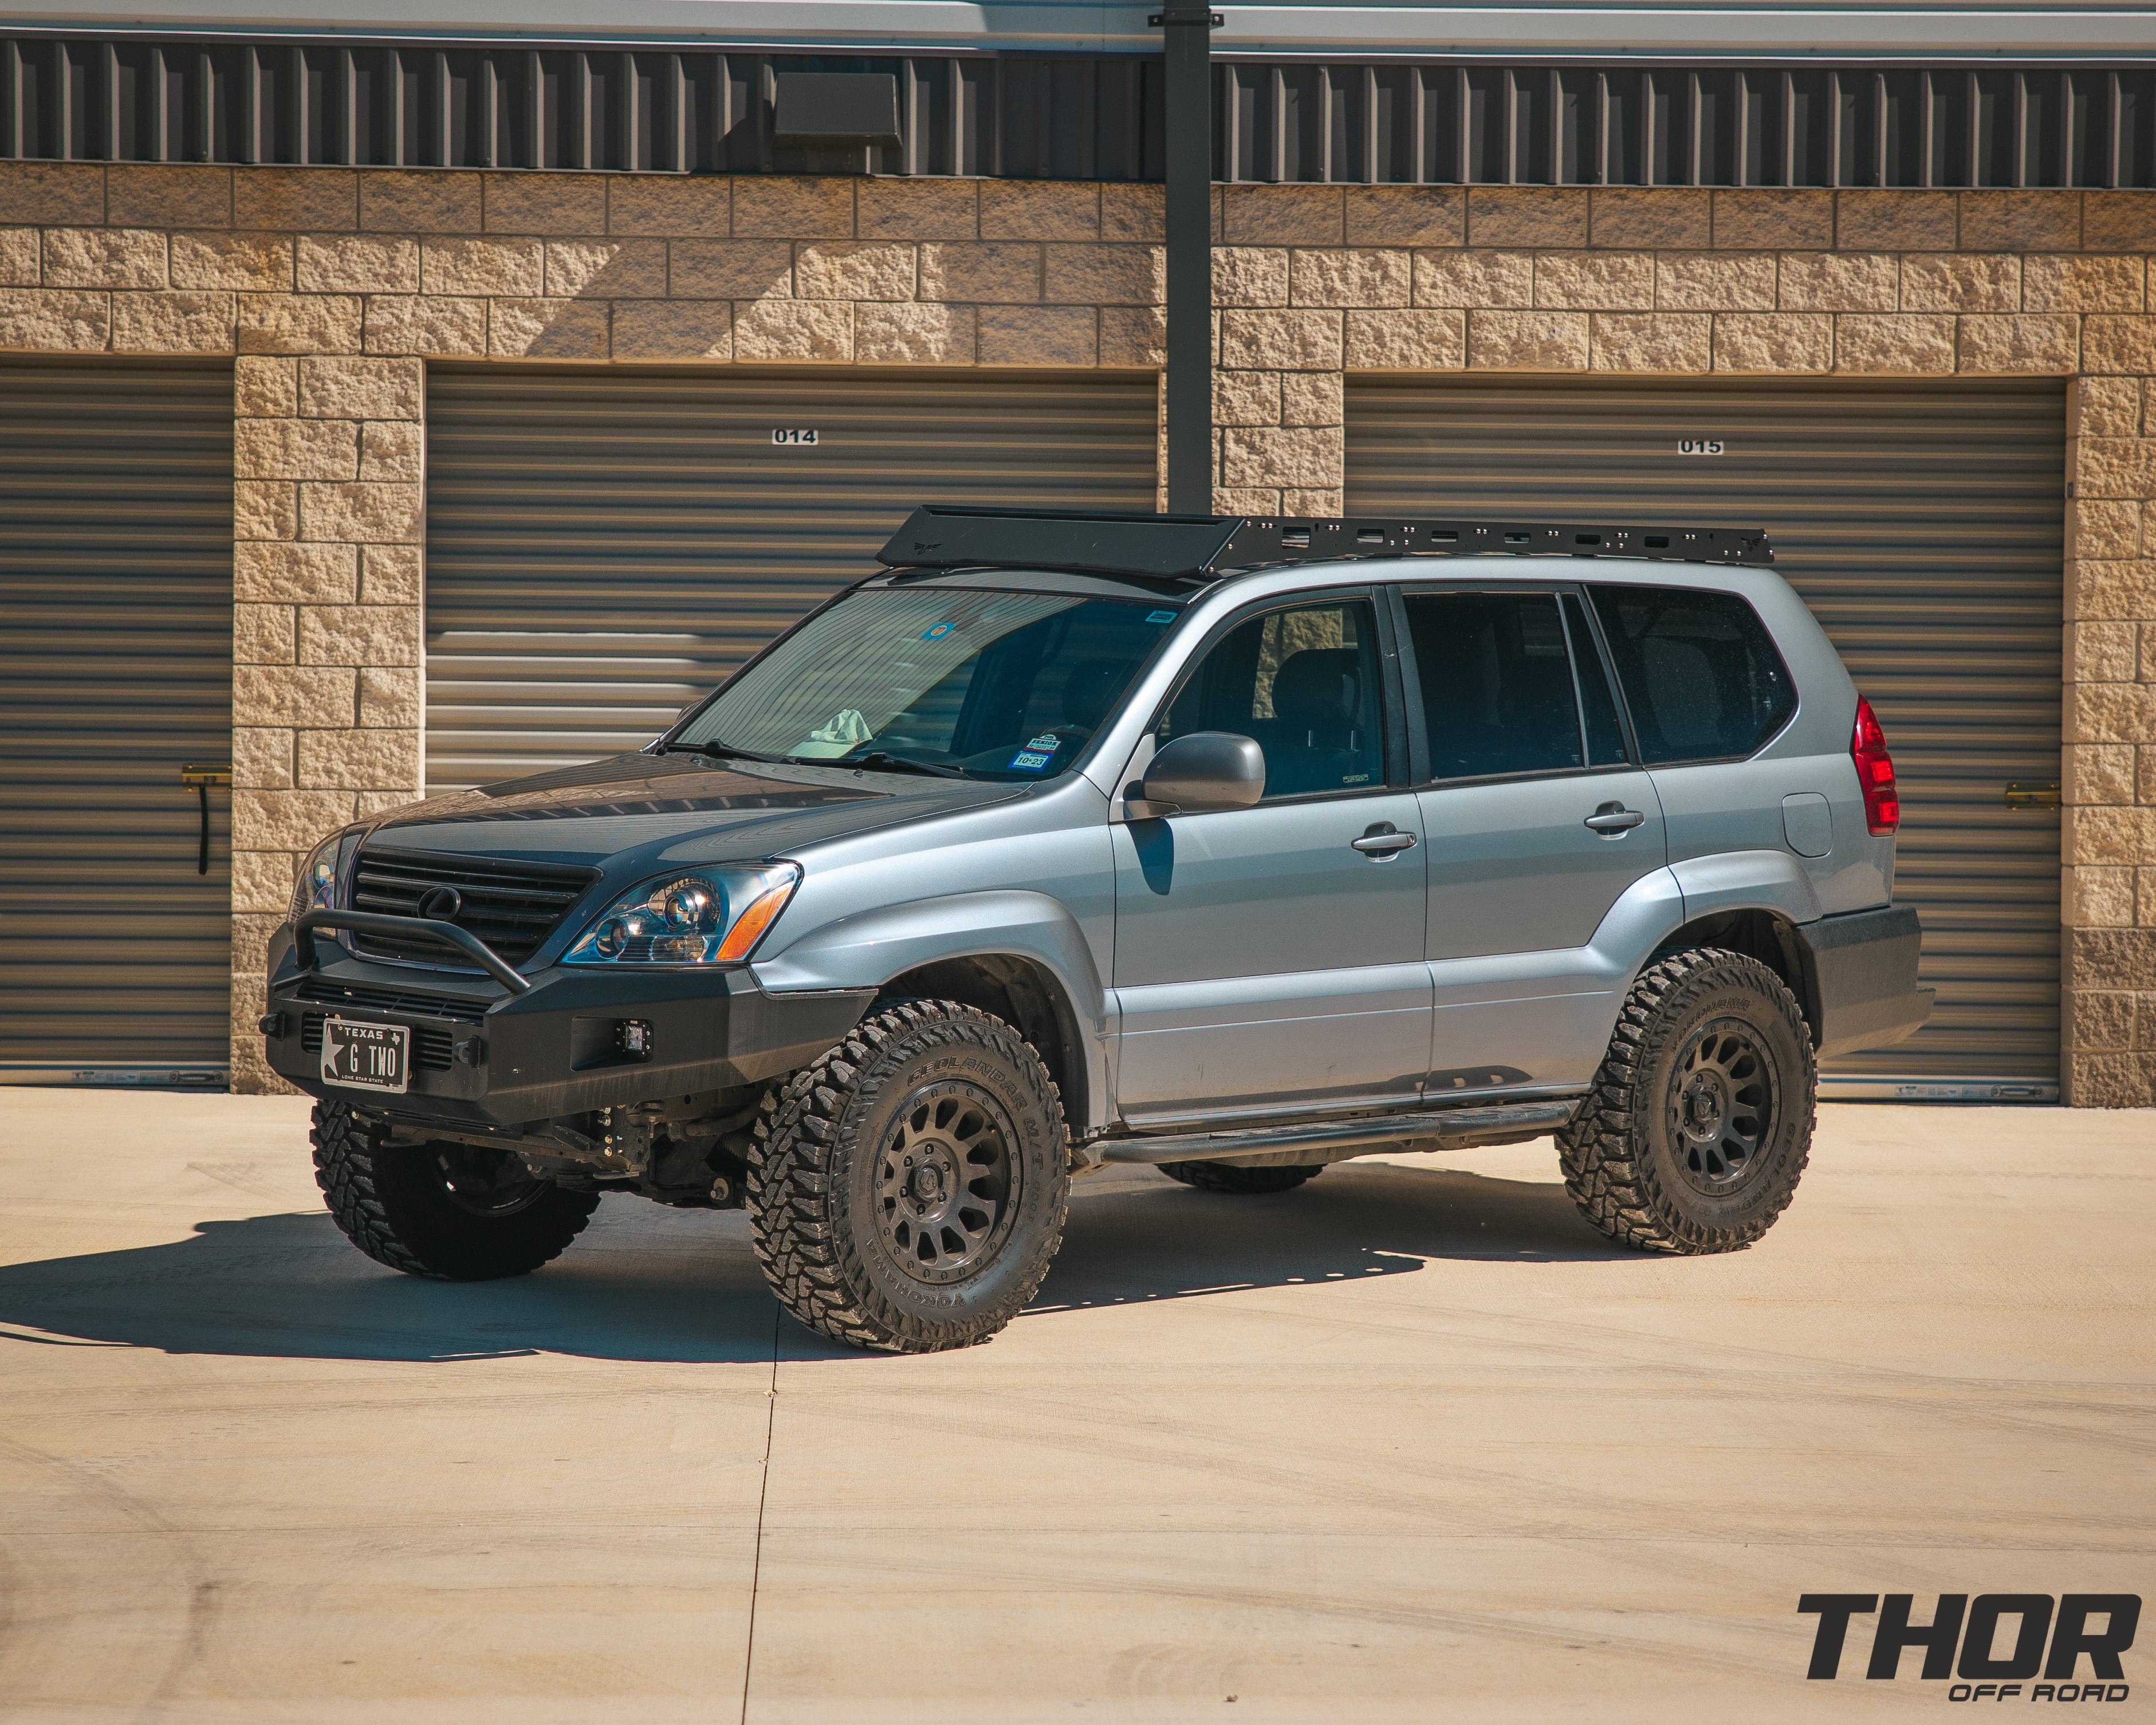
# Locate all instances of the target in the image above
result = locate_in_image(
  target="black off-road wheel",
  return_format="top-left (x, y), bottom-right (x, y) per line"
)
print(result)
top-left (1557, 947), bottom-right (1816, 1255)
top-left (311, 1098), bottom-right (600, 1280)
top-left (746, 999), bottom-right (1068, 1354)
top-left (1157, 1160), bottom-right (1324, 1194)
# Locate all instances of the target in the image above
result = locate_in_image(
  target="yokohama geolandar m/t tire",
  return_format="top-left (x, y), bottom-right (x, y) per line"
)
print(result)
top-left (311, 1099), bottom-right (600, 1280)
top-left (1558, 948), bottom-right (1817, 1255)
top-left (747, 999), bottom-right (1069, 1354)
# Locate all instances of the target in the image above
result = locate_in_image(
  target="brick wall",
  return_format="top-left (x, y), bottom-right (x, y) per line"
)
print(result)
top-left (1, 161), bottom-right (2151, 1102)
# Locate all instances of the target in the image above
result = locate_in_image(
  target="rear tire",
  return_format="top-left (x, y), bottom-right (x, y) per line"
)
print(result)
top-left (1156, 1160), bottom-right (1323, 1194)
top-left (311, 1099), bottom-right (599, 1281)
top-left (746, 999), bottom-right (1068, 1354)
top-left (1557, 947), bottom-right (1815, 1255)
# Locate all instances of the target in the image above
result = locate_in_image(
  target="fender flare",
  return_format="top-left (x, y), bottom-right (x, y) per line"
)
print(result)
top-left (752, 889), bottom-right (1113, 1137)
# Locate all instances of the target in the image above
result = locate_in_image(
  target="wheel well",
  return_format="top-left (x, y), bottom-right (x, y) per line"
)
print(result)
top-left (874, 955), bottom-right (1089, 1135)
top-left (1652, 909), bottom-right (1821, 1048)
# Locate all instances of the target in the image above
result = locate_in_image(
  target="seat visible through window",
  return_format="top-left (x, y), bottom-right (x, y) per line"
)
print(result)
top-left (1160, 600), bottom-right (1385, 799)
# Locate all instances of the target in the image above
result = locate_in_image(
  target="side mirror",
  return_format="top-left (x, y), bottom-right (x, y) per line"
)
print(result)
top-left (1130, 732), bottom-right (1265, 817)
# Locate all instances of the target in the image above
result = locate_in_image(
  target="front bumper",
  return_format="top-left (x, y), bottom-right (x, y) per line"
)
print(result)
top-left (262, 926), bottom-right (873, 1129)
top-left (1797, 903), bottom-right (1935, 1059)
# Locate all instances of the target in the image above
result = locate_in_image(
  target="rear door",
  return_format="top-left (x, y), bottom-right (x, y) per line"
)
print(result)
top-left (1111, 591), bottom-right (1430, 1126)
top-left (1396, 583), bottom-right (1670, 1093)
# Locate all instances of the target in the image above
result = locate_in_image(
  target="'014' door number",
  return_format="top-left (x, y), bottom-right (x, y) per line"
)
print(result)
top-left (772, 428), bottom-right (820, 445)
top-left (1678, 438), bottom-right (1726, 455)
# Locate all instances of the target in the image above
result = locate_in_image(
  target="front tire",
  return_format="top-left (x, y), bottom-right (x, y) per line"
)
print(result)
top-left (311, 1099), bottom-right (600, 1280)
top-left (1557, 948), bottom-right (1816, 1254)
top-left (746, 999), bottom-right (1069, 1353)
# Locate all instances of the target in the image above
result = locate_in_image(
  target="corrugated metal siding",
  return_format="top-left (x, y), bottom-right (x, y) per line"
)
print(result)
top-left (1346, 375), bottom-right (2064, 1093)
top-left (423, 364), bottom-right (1159, 790)
top-left (7, 36), bottom-right (2152, 187)
top-left (0, 359), bottom-right (234, 1082)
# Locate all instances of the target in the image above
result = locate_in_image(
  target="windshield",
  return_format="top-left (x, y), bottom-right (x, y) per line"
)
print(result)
top-left (673, 586), bottom-right (1179, 780)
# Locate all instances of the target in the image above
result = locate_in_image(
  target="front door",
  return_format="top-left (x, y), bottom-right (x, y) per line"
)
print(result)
top-left (1112, 594), bottom-right (1430, 1126)
top-left (1396, 586), bottom-right (1672, 1093)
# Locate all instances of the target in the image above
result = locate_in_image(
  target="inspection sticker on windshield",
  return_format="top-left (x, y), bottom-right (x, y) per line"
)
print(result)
top-left (1008, 750), bottom-right (1053, 772)
top-left (1147, 610), bottom-right (1177, 623)
top-left (920, 621), bottom-right (956, 641)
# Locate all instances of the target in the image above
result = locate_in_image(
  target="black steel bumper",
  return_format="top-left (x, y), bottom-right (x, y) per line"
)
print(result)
top-left (1796, 904), bottom-right (1935, 1059)
top-left (261, 925), bottom-right (874, 1129)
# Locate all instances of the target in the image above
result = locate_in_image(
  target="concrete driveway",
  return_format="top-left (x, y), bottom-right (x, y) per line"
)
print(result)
top-left (0, 1090), bottom-right (2147, 1723)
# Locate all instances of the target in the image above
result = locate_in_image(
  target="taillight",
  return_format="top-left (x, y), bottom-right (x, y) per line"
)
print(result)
top-left (1852, 695), bottom-right (1899, 835)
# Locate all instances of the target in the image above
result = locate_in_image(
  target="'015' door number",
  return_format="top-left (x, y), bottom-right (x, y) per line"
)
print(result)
top-left (1678, 438), bottom-right (1726, 455)
top-left (772, 428), bottom-right (820, 445)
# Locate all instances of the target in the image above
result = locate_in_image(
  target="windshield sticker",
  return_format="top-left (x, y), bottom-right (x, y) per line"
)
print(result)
top-left (1026, 733), bottom-right (1060, 751)
top-left (1146, 610), bottom-right (1177, 624)
top-left (920, 621), bottom-right (956, 641)
top-left (1008, 750), bottom-right (1054, 772)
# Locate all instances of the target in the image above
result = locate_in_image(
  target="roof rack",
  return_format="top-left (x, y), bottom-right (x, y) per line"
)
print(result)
top-left (876, 505), bottom-right (1775, 582)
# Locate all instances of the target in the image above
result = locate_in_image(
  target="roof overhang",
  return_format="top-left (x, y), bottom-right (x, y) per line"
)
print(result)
top-left (7, 1), bottom-right (2156, 65)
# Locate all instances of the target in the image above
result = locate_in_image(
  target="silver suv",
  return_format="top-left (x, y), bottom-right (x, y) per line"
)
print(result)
top-left (263, 507), bottom-right (1930, 1353)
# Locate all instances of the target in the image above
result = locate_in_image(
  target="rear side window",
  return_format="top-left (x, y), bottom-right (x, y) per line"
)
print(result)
top-left (1402, 591), bottom-right (1583, 780)
top-left (1588, 585), bottom-right (1796, 765)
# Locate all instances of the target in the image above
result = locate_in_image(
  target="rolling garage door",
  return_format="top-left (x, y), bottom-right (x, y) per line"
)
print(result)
top-left (1347, 376), bottom-right (2064, 1098)
top-left (425, 366), bottom-right (1159, 790)
top-left (0, 360), bottom-right (234, 1085)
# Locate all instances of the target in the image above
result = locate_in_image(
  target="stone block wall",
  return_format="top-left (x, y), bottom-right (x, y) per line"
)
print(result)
top-left (1, 160), bottom-right (2152, 1101)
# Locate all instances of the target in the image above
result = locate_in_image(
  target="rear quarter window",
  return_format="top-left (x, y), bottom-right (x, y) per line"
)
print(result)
top-left (1588, 584), bottom-right (1796, 765)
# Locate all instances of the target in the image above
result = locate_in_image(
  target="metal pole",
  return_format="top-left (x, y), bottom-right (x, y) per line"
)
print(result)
top-left (1156, 3), bottom-right (1216, 516)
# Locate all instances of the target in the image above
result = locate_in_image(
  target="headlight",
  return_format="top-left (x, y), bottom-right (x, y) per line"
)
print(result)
top-left (289, 830), bottom-right (359, 922)
top-left (563, 864), bottom-right (800, 966)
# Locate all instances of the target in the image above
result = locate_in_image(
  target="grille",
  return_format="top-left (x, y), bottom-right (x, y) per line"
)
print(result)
top-left (348, 846), bottom-right (598, 968)
top-left (301, 1014), bottom-right (455, 1072)
top-left (293, 977), bottom-right (491, 1019)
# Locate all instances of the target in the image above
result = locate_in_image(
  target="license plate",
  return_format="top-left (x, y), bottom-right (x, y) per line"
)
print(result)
top-left (321, 1017), bottom-right (410, 1094)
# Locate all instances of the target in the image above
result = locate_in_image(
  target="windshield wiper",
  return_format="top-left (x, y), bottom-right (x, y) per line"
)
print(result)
top-left (658, 738), bottom-right (787, 764)
top-left (843, 750), bottom-right (967, 779)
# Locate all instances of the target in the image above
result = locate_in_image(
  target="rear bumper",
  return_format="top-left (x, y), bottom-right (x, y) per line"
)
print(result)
top-left (261, 927), bottom-right (873, 1129)
top-left (1797, 904), bottom-right (1934, 1059)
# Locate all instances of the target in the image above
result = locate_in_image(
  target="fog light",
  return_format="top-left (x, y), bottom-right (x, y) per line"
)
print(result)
top-left (616, 1020), bottom-right (654, 1060)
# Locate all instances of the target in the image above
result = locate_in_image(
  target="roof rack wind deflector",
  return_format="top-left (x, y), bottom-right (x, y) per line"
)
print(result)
top-left (875, 505), bottom-right (1774, 581)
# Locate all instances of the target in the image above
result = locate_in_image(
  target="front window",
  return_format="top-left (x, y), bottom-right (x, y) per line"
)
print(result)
top-left (672, 584), bottom-right (1178, 780)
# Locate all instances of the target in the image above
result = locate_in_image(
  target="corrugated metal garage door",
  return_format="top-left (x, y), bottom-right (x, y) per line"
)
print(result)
top-left (424, 366), bottom-right (1160, 790)
top-left (1347, 376), bottom-right (2064, 1098)
top-left (0, 360), bottom-right (234, 1085)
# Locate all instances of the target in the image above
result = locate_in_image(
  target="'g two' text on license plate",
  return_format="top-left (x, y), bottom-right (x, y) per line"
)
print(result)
top-left (321, 1018), bottom-right (409, 1094)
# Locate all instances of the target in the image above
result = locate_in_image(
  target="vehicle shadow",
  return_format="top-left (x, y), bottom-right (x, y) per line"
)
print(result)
top-left (1030, 1158), bottom-right (1637, 1314)
top-left (0, 1158), bottom-right (1631, 1366)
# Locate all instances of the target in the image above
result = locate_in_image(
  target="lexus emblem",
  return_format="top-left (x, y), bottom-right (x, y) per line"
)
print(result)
top-left (418, 885), bottom-right (463, 922)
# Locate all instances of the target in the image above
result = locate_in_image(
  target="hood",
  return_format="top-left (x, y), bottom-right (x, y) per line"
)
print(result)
top-left (363, 753), bottom-right (1025, 868)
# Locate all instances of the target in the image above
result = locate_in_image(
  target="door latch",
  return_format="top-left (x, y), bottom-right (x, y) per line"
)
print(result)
top-left (180, 764), bottom-right (231, 875)
top-left (1583, 803), bottom-right (1646, 834)
top-left (1351, 823), bottom-right (1418, 857)
top-left (2003, 781), bottom-right (2060, 811)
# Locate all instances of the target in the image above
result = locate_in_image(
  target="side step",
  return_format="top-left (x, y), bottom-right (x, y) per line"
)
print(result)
top-left (1096, 1098), bottom-right (1580, 1167)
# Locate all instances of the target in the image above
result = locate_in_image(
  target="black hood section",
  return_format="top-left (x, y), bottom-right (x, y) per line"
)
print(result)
top-left (364, 753), bottom-right (1022, 867)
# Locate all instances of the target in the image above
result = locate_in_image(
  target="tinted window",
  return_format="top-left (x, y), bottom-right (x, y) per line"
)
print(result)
top-left (1589, 585), bottom-right (1796, 765)
top-left (1561, 592), bottom-right (1631, 767)
top-left (1404, 591), bottom-right (1584, 780)
top-left (1162, 599), bottom-right (1384, 799)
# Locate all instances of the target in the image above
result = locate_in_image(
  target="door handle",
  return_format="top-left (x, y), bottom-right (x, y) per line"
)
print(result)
top-left (1351, 824), bottom-right (1418, 856)
top-left (1583, 804), bottom-right (1646, 834)
top-left (180, 764), bottom-right (231, 876)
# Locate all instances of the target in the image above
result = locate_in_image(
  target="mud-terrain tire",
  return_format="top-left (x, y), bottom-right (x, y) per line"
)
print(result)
top-left (1557, 947), bottom-right (1816, 1255)
top-left (1156, 1160), bottom-right (1324, 1194)
top-left (746, 999), bottom-right (1068, 1353)
top-left (311, 1098), bottom-right (600, 1280)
